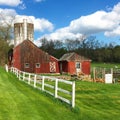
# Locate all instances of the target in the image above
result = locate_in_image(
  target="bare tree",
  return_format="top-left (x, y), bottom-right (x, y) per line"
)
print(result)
top-left (0, 12), bottom-right (15, 65)
top-left (0, 12), bottom-right (15, 42)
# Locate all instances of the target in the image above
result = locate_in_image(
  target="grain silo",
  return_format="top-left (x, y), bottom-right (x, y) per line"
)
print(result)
top-left (14, 16), bottom-right (34, 46)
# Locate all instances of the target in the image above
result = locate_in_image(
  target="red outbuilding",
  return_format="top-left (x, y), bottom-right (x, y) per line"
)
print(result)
top-left (59, 52), bottom-right (91, 75)
top-left (12, 40), bottom-right (59, 73)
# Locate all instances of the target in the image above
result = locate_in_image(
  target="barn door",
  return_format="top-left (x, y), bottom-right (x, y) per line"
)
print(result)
top-left (76, 62), bottom-right (81, 75)
top-left (49, 62), bottom-right (56, 73)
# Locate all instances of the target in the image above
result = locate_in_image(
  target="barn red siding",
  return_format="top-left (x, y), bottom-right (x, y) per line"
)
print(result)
top-left (68, 61), bottom-right (76, 74)
top-left (59, 52), bottom-right (91, 75)
top-left (13, 45), bottom-right (21, 70)
top-left (34, 56), bottom-right (59, 73)
top-left (60, 61), bottom-right (76, 74)
top-left (13, 40), bottom-right (59, 74)
top-left (82, 61), bottom-right (91, 75)
top-left (35, 62), bottom-right (49, 73)
top-left (63, 61), bottom-right (91, 75)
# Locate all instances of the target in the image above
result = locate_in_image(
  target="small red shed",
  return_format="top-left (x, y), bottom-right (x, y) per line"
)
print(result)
top-left (12, 40), bottom-right (59, 73)
top-left (59, 52), bottom-right (91, 75)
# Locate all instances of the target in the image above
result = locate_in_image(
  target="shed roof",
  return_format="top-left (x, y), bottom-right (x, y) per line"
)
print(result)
top-left (59, 52), bottom-right (91, 62)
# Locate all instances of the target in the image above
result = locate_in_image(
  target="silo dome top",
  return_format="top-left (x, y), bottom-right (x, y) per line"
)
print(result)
top-left (14, 15), bottom-right (33, 24)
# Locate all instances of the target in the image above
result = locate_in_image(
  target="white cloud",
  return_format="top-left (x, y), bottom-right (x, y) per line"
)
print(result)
top-left (39, 2), bottom-right (120, 41)
top-left (13, 15), bottom-right (54, 32)
top-left (0, 0), bottom-right (22, 6)
top-left (69, 2), bottom-right (120, 37)
top-left (0, 8), bottom-right (17, 16)
top-left (1, 2), bottom-right (120, 43)
top-left (29, 16), bottom-right (54, 32)
top-left (104, 3), bottom-right (120, 37)
top-left (0, 8), bottom-right (54, 33)
top-left (105, 26), bottom-right (120, 37)
top-left (40, 27), bottom-right (85, 41)
top-left (0, 8), bottom-right (17, 26)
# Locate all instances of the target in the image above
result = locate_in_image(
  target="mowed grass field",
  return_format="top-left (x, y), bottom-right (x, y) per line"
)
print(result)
top-left (91, 62), bottom-right (120, 68)
top-left (0, 66), bottom-right (120, 120)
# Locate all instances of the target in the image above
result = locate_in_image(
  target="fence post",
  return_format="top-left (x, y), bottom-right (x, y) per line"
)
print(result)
top-left (93, 67), bottom-right (96, 82)
top-left (72, 81), bottom-right (75, 108)
top-left (13, 68), bottom-right (15, 74)
top-left (17, 69), bottom-right (19, 78)
top-left (19, 71), bottom-right (21, 80)
top-left (55, 79), bottom-right (58, 98)
top-left (42, 76), bottom-right (45, 91)
top-left (103, 68), bottom-right (106, 80)
top-left (5, 64), bottom-right (8, 72)
top-left (34, 74), bottom-right (37, 88)
top-left (23, 72), bottom-right (25, 81)
top-left (12, 67), bottom-right (14, 73)
top-left (28, 73), bottom-right (31, 84)
top-left (15, 68), bottom-right (17, 75)
top-left (15, 68), bottom-right (16, 75)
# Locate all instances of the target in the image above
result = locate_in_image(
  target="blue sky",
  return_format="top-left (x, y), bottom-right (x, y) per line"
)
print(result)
top-left (0, 0), bottom-right (120, 46)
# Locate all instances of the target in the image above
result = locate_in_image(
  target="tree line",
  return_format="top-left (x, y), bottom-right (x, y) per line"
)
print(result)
top-left (0, 38), bottom-right (13, 66)
top-left (40, 36), bottom-right (120, 63)
top-left (0, 14), bottom-right (13, 66)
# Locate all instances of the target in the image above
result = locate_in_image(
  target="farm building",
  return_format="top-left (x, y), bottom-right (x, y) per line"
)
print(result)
top-left (8, 16), bottom-right (59, 74)
top-left (12, 40), bottom-right (59, 73)
top-left (59, 52), bottom-right (91, 75)
top-left (8, 16), bottom-right (91, 75)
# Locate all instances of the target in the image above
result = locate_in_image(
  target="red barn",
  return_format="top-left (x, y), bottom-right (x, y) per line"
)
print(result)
top-left (59, 52), bottom-right (91, 75)
top-left (12, 40), bottom-right (59, 73)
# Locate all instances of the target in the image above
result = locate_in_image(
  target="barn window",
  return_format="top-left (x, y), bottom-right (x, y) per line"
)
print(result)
top-left (76, 62), bottom-right (80, 68)
top-left (25, 63), bottom-right (30, 68)
top-left (36, 63), bottom-right (40, 68)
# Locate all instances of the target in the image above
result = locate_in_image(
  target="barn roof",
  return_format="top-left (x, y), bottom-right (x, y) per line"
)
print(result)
top-left (14, 40), bottom-right (58, 61)
top-left (14, 40), bottom-right (45, 54)
top-left (59, 52), bottom-right (91, 62)
top-left (14, 39), bottom-right (45, 53)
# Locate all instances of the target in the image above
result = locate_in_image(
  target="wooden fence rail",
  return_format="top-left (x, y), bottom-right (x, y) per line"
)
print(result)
top-left (10, 67), bottom-right (75, 108)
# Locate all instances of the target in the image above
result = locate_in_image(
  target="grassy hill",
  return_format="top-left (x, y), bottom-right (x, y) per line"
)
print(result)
top-left (0, 67), bottom-right (120, 120)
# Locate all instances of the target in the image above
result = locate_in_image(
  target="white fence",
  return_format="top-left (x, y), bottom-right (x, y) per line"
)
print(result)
top-left (10, 67), bottom-right (75, 108)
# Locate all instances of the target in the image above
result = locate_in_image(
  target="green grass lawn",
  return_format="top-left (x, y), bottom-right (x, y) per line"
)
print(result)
top-left (91, 62), bottom-right (120, 68)
top-left (0, 67), bottom-right (120, 120)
